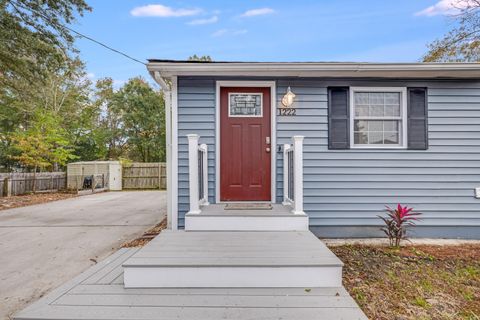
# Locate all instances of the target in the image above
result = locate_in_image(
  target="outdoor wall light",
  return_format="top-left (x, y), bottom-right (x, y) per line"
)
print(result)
top-left (281, 86), bottom-right (296, 108)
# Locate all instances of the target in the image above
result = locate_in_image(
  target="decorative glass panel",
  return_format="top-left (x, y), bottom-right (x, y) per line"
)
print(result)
top-left (229, 93), bottom-right (262, 116)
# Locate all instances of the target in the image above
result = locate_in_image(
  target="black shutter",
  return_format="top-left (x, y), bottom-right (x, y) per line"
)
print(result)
top-left (407, 88), bottom-right (428, 150)
top-left (328, 87), bottom-right (350, 149)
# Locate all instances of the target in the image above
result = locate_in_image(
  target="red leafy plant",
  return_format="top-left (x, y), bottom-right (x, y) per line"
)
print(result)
top-left (378, 204), bottom-right (422, 247)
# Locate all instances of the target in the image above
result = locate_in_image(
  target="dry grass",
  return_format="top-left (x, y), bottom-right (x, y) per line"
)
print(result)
top-left (122, 218), bottom-right (168, 247)
top-left (330, 244), bottom-right (480, 320)
top-left (0, 192), bottom-right (77, 211)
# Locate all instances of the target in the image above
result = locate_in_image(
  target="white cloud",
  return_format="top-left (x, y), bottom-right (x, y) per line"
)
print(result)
top-left (211, 29), bottom-right (247, 37)
top-left (187, 15), bottom-right (218, 25)
top-left (240, 7), bottom-right (275, 17)
top-left (131, 4), bottom-right (201, 17)
top-left (211, 29), bottom-right (228, 37)
top-left (415, 0), bottom-right (471, 16)
top-left (86, 72), bottom-right (95, 79)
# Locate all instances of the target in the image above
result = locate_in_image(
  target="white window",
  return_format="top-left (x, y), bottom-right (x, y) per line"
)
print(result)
top-left (228, 93), bottom-right (263, 117)
top-left (350, 87), bottom-right (407, 148)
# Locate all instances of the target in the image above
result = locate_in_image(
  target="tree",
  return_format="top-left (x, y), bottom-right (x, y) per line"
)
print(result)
top-left (0, 0), bottom-right (92, 92)
top-left (114, 78), bottom-right (166, 162)
top-left (188, 54), bottom-right (213, 62)
top-left (10, 110), bottom-right (77, 190)
top-left (423, 0), bottom-right (480, 62)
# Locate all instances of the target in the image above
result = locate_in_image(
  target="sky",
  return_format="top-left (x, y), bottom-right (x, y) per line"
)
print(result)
top-left (73, 0), bottom-right (461, 86)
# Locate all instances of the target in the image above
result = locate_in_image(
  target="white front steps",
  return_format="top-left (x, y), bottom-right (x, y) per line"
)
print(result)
top-left (185, 204), bottom-right (309, 231)
top-left (123, 230), bottom-right (343, 288)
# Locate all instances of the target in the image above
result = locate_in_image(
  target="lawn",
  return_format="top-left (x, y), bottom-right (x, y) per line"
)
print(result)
top-left (330, 244), bottom-right (480, 320)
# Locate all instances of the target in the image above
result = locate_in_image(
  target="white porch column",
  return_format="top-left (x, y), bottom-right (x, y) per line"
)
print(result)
top-left (282, 144), bottom-right (290, 205)
top-left (292, 136), bottom-right (304, 215)
top-left (187, 134), bottom-right (201, 214)
top-left (199, 143), bottom-right (209, 205)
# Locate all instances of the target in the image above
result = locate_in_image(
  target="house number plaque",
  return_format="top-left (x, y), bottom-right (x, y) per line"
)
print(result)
top-left (278, 108), bottom-right (296, 116)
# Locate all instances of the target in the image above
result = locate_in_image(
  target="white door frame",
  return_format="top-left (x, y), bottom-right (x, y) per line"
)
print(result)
top-left (215, 80), bottom-right (277, 203)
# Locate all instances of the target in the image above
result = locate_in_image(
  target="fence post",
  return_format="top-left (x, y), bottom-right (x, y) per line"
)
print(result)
top-left (3, 177), bottom-right (12, 197)
top-left (187, 134), bottom-right (201, 214)
top-left (158, 163), bottom-right (162, 190)
top-left (292, 136), bottom-right (304, 215)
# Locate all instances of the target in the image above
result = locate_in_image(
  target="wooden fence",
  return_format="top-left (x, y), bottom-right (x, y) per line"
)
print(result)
top-left (122, 163), bottom-right (166, 190)
top-left (0, 172), bottom-right (67, 197)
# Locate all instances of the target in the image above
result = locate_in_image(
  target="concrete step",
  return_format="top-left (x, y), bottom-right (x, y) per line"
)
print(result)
top-left (123, 230), bottom-right (343, 288)
top-left (185, 204), bottom-right (309, 231)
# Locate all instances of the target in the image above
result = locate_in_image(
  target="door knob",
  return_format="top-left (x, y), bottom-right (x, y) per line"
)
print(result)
top-left (266, 147), bottom-right (271, 153)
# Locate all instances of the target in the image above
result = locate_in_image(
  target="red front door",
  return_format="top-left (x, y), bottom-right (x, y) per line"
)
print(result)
top-left (220, 87), bottom-right (271, 201)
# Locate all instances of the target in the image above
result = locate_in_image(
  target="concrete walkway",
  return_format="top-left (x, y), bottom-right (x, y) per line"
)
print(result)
top-left (0, 191), bottom-right (166, 320)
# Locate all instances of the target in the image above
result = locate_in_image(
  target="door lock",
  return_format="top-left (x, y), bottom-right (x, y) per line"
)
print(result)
top-left (266, 137), bottom-right (271, 145)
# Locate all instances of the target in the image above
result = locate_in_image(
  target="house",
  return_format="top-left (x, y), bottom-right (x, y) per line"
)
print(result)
top-left (148, 60), bottom-right (480, 239)
top-left (15, 61), bottom-right (480, 320)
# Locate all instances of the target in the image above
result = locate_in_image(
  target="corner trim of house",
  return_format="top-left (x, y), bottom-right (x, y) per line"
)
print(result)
top-left (215, 80), bottom-right (277, 204)
top-left (171, 76), bottom-right (178, 230)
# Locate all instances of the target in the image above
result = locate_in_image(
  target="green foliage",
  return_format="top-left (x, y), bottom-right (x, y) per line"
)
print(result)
top-left (0, 0), bottom-right (92, 91)
top-left (423, 1), bottom-right (480, 62)
top-left (10, 110), bottom-right (77, 171)
top-left (188, 54), bottom-right (213, 62)
top-left (114, 78), bottom-right (166, 162)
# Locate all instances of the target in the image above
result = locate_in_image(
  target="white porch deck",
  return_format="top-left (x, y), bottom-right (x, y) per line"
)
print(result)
top-left (185, 204), bottom-right (309, 231)
top-left (15, 247), bottom-right (367, 320)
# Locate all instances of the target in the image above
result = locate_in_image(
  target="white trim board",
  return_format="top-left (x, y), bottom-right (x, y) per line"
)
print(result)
top-left (215, 81), bottom-right (277, 204)
top-left (171, 76), bottom-right (178, 230)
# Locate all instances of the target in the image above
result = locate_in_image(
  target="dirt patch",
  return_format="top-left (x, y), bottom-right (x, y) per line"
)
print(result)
top-left (122, 218), bottom-right (168, 247)
top-left (330, 244), bottom-right (480, 320)
top-left (0, 193), bottom-right (77, 211)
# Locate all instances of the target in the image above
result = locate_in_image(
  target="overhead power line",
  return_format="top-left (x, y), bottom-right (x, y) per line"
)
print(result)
top-left (9, 0), bottom-right (147, 66)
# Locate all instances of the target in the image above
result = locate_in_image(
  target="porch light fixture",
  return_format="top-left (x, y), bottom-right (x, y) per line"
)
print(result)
top-left (281, 86), bottom-right (296, 108)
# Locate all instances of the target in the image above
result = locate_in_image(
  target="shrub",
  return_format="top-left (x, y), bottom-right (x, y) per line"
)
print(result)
top-left (378, 204), bottom-right (422, 247)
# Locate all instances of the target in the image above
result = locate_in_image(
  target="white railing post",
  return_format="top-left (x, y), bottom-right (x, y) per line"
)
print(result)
top-left (282, 144), bottom-right (290, 205)
top-left (199, 143), bottom-right (209, 205)
top-left (292, 136), bottom-right (304, 215)
top-left (187, 134), bottom-right (201, 214)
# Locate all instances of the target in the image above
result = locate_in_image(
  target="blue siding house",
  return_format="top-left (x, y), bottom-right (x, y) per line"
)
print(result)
top-left (148, 61), bottom-right (480, 239)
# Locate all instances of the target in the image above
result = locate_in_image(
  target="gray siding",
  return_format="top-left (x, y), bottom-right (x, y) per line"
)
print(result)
top-left (178, 77), bottom-right (480, 233)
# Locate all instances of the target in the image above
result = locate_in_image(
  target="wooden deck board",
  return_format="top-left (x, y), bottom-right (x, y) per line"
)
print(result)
top-left (15, 247), bottom-right (367, 320)
top-left (124, 231), bottom-right (342, 267)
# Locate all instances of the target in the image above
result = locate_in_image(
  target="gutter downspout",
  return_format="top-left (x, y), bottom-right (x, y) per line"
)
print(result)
top-left (152, 71), bottom-right (176, 230)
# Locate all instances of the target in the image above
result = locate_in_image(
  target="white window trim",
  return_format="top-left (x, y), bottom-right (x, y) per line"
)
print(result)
top-left (349, 87), bottom-right (408, 149)
top-left (215, 81), bottom-right (276, 204)
top-left (228, 92), bottom-right (263, 117)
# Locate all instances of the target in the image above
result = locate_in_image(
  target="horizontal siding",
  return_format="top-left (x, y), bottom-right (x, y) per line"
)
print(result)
top-left (177, 78), bottom-right (216, 228)
top-left (276, 79), bottom-right (480, 227)
top-left (178, 77), bottom-right (480, 230)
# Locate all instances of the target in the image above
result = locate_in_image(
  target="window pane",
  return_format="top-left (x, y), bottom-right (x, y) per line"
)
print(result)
top-left (369, 105), bottom-right (384, 117)
top-left (368, 131), bottom-right (383, 144)
top-left (383, 121), bottom-right (398, 131)
top-left (355, 92), bottom-right (369, 105)
top-left (369, 92), bottom-right (384, 105)
top-left (355, 105), bottom-right (369, 116)
top-left (354, 120), bottom-right (368, 131)
top-left (368, 121), bottom-right (383, 131)
top-left (229, 93), bottom-right (262, 116)
top-left (384, 105), bottom-right (401, 117)
top-left (384, 132), bottom-right (399, 144)
top-left (385, 92), bottom-right (400, 104)
top-left (354, 132), bottom-right (368, 144)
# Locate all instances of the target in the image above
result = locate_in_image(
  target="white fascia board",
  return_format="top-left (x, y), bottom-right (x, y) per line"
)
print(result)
top-left (147, 62), bottom-right (480, 78)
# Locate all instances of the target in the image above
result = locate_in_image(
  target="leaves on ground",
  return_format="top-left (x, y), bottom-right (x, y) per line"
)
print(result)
top-left (0, 193), bottom-right (77, 211)
top-left (330, 244), bottom-right (480, 320)
top-left (122, 218), bottom-right (167, 247)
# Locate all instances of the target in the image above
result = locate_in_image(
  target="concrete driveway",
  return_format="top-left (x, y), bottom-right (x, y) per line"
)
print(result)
top-left (0, 191), bottom-right (166, 319)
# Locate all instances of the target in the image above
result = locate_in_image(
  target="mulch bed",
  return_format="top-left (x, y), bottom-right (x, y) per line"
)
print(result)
top-left (0, 193), bottom-right (77, 211)
top-left (122, 218), bottom-right (168, 248)
top-left (330, 244), bottom-right (480, 320)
